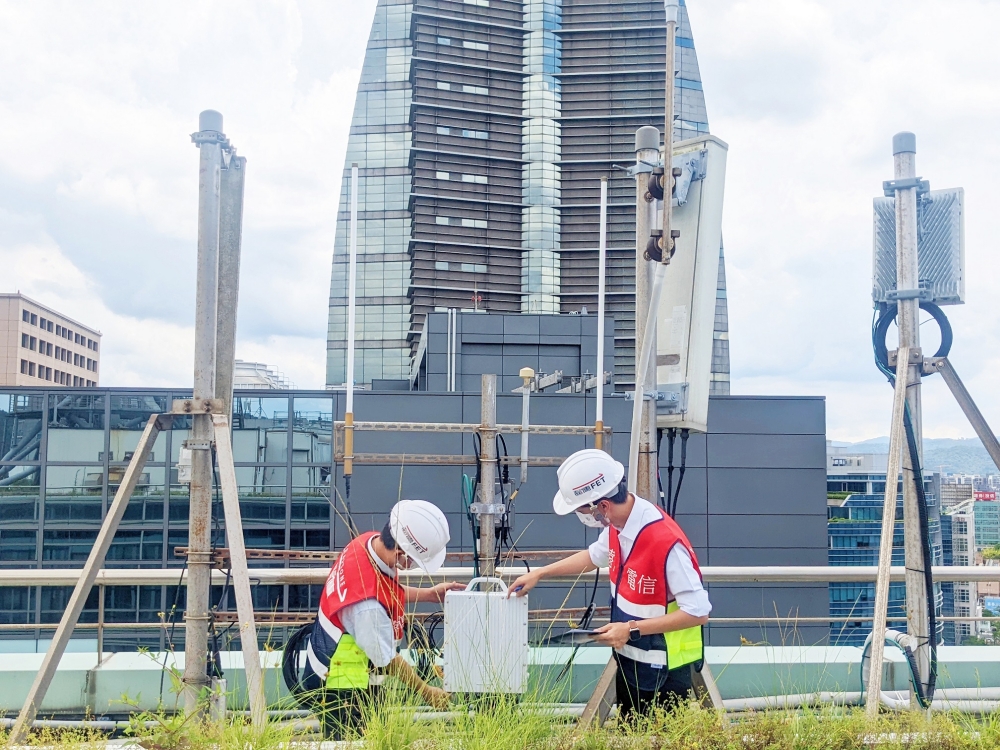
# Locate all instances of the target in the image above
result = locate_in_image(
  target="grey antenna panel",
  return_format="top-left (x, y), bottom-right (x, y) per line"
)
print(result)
top-left (872, 188), bottom-right (965, 306)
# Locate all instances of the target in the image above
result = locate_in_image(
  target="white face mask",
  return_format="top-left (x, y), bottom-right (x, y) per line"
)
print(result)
top-left (575, 506), bottom-right (610, 529)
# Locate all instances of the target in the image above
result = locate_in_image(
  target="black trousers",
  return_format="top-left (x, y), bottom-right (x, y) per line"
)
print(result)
top-left (301, 662), bottom-right (378, 740)
top-left (615, 664), bottom-right (694, 724)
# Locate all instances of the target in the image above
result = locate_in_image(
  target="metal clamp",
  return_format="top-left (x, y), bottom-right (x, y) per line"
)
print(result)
top-left (882, 177), bottom-right (930, 197)
top-left (470, 503), bottom-right (506, 515)
top-left (885, 288), bottom-right (931, 301)
top-left (183, 439), bottom-right (213, 451)
top-left (887, 348), bottom-right (923, 366)
top-left (171, 398), bottom-right (224, 415)
top-left (190, 130), bottom-right (231, 148)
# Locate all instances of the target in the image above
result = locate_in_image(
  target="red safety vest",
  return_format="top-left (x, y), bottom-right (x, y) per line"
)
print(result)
top-left (307, 532), bottom-right (406, 687)
top-left (608, 503), bottom-right (704, 689)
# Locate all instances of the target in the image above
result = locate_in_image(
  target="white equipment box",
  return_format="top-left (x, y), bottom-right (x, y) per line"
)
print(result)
top-left (443, 577), bottom-right (529, 694)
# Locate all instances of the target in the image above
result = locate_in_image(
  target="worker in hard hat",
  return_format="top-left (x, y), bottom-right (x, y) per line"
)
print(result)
top-left (509, 449), bottom-right (710, 720)
top-left (300, 499), bottom-right (463, 738)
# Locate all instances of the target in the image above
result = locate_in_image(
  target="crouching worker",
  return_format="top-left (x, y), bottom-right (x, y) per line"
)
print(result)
top-left (300, 500), bottom-right (463, 738)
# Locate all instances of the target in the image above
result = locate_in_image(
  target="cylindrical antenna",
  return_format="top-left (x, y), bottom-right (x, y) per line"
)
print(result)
top-left (596, 177), bottom-right (608, 450)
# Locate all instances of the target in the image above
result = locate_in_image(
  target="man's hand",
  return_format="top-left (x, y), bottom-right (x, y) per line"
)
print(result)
top-left (428, 581), bottom-right (466, 603)
top-left (421, 685), bottom-right (451, 710)
top-left (593, 622), bottom-right (631, 649)
top-left (507, 569), bottom-right (542, 598)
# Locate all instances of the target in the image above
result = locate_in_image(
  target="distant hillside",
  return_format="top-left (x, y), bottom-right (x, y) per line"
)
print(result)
top-left (837, 437), bottom-right (999, 476)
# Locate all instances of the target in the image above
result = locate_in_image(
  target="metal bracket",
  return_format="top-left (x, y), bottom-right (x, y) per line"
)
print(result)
top-left (887, 348), bottom-right (923, 367)
top-left (183, 439), bottom-right (213, 451)
top-left (191, 130), bottom-right (231, 148)
top-left (882, 177), bottom-right (930, 197)
top-left (470, 503), bottom-right (506, 515)
top-left (922, 356), bottom-right (946, 376)
top-left (655, 383), bottom-right (689, 416)
top-left (885, 288), bottom-right (931, 301)
top-left (171, 398), bottom-right (224, 415)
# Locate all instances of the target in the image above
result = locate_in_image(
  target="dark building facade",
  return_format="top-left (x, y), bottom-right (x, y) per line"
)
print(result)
top-left (0, 387), bottom-right (826, 650)
top-left (326, 0), bottom-right (731, 392)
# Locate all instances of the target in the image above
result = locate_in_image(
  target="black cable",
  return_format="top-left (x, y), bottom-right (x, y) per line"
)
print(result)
top-left (555, 567), bottom-right (601, 682)
top-left (664, 428), bottom-right (676, 512)
top-left (656, 428), bottom-right (665, 509)
top-left (159, 562), bottom-right (188, 704)
top-left (282, 622), bottom-right (314, 700)
top-left (669, 429), bottom-right (689, 518)
top-left (872, 302), bottom-right (945, 706)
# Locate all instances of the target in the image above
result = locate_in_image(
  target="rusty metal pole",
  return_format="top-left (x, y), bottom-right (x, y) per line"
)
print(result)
top-left (892, 133), bottom-right (931, 703)
top-left (184, 109), bottom-right (224, 716)
top-left (478, 374), bottom-right (498, 576)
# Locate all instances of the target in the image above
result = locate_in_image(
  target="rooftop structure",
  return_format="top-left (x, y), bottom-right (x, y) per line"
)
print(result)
top-left (325, 0), bottom-right (730, 391)
top-left (0, 294), bottom-right (101, 389)
top-left (232, 360), bottom-right (295, 390)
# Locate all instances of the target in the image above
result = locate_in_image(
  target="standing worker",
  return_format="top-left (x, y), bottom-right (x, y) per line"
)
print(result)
top-left (297, 499), bottom-right (463, 738)
top-left (509, 449), bottom-right (710, 720)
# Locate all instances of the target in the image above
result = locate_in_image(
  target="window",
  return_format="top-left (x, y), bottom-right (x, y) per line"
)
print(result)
top-left (73, 376), bottom-right (79, 387)
top-left (461, 129), bottom-right (488, 140)
top-left (29, 336), bottom-right (36, 351)
top-left (46, 342), bottom-right (52, 356)
top-left (465, 0), bottom-right (488, 5)
top-left (22, 310), bottom-right (30, 323)
top-left (39, 317), bottom-right (46, 328)
top-left (463, 40), bottom-right (488, 51)
top-left (462, 173), bottom-right (487, 184)
top-left (75, 333), bottom-right (81, 345)
top-left (437, 36), bottom-right (451, 45)
top-left (461, 218), bottom-right (487, 229)
top-left (435, 261), bottom-right (449, 271)
top-left (92, 340), bottom-right (98, 352)
top-left (21, 333), bottom-right (29, 348)
top-left (87, 338), bottom-right (93, 349)
top-left (30, 313), bottom-right (37, 325)
top-left (20, 360), bottom-right (28, 374)
top-left (461, 263), bottom-right (488, 273)
top-left (44, 367), bottom-right (51, 381)
top-left (463, 85), bottom-right (488, 95)
top-left (436, 126), bottom-right (450, 135)
top-left (28, 362), bottom-right (35, 377)
top-left (436, 171), bottom-right (450, 180)
top-left (437, 82), bottom-right (451, 91)
top-left (436, 216), bottom-right (450, 225)
top-left (47, 320), bottom-right (53, 332)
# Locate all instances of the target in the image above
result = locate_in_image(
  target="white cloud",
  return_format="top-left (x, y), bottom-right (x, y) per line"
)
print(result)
top-left (688, 0), bottom-right (1000, 440)
top-left (2, 0), bottom-right (999, 442)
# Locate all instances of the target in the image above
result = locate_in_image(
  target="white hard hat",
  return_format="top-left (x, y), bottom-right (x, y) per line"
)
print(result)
top-left (552, 449), bottom-right (626, 515)
top-left (389, 499), bottom-right (450, 573)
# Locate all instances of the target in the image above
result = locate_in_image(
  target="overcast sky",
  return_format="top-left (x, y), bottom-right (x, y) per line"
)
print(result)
top-left (2, 0), bottom-right (998, 442)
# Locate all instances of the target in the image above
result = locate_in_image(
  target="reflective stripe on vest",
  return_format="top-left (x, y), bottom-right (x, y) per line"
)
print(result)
top-left (614, 602), bottom-right (703, 669)
top-left (325, 634), bottom-right (371, 690)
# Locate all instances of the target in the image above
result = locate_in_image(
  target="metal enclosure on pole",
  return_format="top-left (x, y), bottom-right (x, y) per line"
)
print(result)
top-left (595, 177), bottom-right (608, 451)
top-left (184, 109), bottom-right (224, 714)
top-left (478, 374), bottom-right (498, 576)
top-left (893, 133), bottom-right (931, 699)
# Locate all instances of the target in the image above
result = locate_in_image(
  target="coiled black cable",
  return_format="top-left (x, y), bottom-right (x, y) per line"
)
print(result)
top-left (872, 302), bottom-right (950, 706)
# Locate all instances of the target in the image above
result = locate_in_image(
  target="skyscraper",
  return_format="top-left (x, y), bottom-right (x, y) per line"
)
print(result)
top-left (327, 0), bottom-right (730, 393)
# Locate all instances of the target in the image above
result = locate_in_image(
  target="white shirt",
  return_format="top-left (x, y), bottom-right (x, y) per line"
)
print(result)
top-left (336, 537), bottom-right (399, 669)
top-left (588, 495), bottom-right (712, 618)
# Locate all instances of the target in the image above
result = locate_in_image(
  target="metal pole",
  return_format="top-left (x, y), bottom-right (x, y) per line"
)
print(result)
top-left (939, 359), bottom-right (1000, 473)
top-left (478, 374), bottom-right (498, 576)
top-left (97, 586), bottom-right (105, 665)
top-left (184, 109), bottom-right (224, 716)
top-left (215, 154), bottom-right (246, 418)
top-left (866, 347), bottom-right (910, 717)
top-left (596, 177), bottom-right (608, 452)
top-left (344, 164), bottom-right (359, 480)
top-left (519, 367), bottom-right (534, 483)
top-left (893, 132), bottom-right (930, 700)
top-left (634, 126), bottom-right (660, 488)
top-left (212, 415), bottom-right (266, 726)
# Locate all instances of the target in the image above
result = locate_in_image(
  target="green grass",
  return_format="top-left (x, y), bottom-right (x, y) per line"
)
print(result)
top-left (7, 691), bottom-right (1000, 749)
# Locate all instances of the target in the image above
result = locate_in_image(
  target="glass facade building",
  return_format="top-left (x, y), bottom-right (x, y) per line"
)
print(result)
top-left (0, 390), bottom-right (335, 650)
top-left (327, 0), bottom-right (731, 391)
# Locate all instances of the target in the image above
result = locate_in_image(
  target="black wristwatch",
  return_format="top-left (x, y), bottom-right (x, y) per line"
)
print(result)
top-left (628, 620), bottom-right (641, 643)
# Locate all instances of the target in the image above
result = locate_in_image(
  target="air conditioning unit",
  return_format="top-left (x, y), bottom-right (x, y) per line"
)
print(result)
top-left (443, 577), bottom-right (529, 694)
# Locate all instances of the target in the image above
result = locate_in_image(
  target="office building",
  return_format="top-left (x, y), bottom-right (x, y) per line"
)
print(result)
top-left (0, 379), bottom-right (826, 651)
top-left (0, 294), bottom-right (101, 389)
top-left (326, 0), bottom-right (730, 392)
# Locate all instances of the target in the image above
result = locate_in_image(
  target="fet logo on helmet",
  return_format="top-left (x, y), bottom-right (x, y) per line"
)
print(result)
top-left (400, 524), bottom-right (428, 554)
top-left (573, 473), bottom-right (606, 497)
top-left (553, 449), bottom-right (627, 517)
